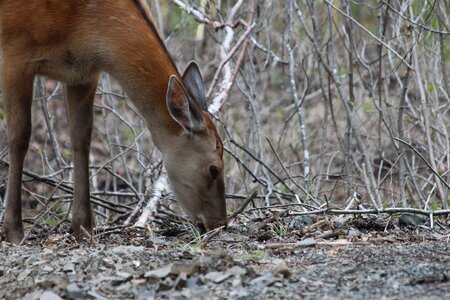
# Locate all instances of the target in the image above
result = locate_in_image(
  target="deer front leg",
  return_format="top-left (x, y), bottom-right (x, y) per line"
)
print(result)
top-left (2, 62), bottom-right (34, 244)
top-left (66, 78), bottom-right (98, 242)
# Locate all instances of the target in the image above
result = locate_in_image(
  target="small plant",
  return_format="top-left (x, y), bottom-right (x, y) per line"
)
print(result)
top-left (189, 224), bottom-right (202, 241)
top-left (184, 244), bottom-right (203, 255)
top-left (271, 223), bottom-right (288, 238)
top-left (41, 212), bottom-right (68, 227)
top-left (181, 224), bottom-right (203, 254)
top-left (250, 250), bottom-right (265, 261)
top-left (239, 242), bottom-right (250, 250)
top-left (227, 207), bottom-right (236, 215)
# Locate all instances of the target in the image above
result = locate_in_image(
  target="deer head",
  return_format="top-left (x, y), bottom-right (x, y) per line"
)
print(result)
top-left (165, 62), bottom-right (227, 233)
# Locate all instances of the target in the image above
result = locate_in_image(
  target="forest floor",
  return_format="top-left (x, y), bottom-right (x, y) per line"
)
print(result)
top-left (0, 214), bottom-right (449, 299)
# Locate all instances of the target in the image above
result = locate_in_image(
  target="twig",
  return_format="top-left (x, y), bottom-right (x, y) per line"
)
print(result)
top-left (264, 239), bottom-right (355, 251)
top-left (302, 0), bottom-right (383, 209)
top-left (323, 0), bottom-right (413, 69)
top-left (394, 138), bottom-right (450, 191)
top-left (134, 175), bottom-right (168, 227)
top-left (229, 190), bottom-right (258, 219)
top-left (288, 207), bottom-right (450, 217)
top-left (249, 36), bottom-right (288, 64)
top-left (382, 0), bottom-right (450, 35)
top-left (397, 56), bottom-right (413, 207)
top-left (228, 138), bottom-right (297, 197)
top-left (168, 0), bottom-right (222, 28)
top-left (362, 162), bottom-right (382, 209)
top-left (201, 225), bottom-right (226, 244)
top-left (0, 159), bottom-right (132, 213)
top-left (287, 0), bottom-right (311, 181)
top-left (208, 23), bottom-right (256, 113)
top-left (37, 80), bottom-right (66, 170)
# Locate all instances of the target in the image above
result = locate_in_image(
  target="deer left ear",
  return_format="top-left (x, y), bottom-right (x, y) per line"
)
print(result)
top-left (182, 61), bottom-right (208, 111)
top-left (166, 75), bottom-right (206, 133)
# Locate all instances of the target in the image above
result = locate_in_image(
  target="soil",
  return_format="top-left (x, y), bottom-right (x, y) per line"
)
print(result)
top-left (0, 215), bottom-right (449, 300)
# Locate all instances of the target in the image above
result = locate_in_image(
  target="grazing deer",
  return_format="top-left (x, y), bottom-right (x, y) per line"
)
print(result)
top-left (0, 0), bottom-right (227, 243)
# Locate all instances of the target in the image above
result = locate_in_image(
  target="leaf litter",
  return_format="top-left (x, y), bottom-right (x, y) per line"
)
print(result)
top-left (0, 213), bottom-right (449, 299)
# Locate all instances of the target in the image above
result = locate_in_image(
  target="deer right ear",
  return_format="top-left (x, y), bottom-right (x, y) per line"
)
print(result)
top-left (166, 75), bottom-right (206, 133)
top-left (182, 61), bottom-right (208, 111)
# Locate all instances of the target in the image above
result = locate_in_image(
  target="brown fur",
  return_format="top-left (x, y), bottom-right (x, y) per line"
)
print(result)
top-left (0, 0), bottom-right (226, 243)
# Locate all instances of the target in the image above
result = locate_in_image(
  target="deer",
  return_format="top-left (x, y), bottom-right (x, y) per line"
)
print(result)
top-left (0, 0), bottom-right (227, 244)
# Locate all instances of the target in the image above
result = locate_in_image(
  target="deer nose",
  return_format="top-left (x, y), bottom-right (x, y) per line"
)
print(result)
top-left (195, 219), bottom-right (206, 235)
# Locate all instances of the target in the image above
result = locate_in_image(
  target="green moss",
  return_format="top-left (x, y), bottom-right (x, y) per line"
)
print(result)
top-left (119, 98), bottom-right (127, 108)
top-left (270, 71), bottom-right (284, 86)
top-left (63, 150), bottom-right (72, 160)
top-left (430, 202), bottom-right (440, 211)
top-left (123, 127), bottom-right (135, 143)
top-left (224, 152), bottom-right (233, 161)
top-left (362, 99), bottom-right (374, 113)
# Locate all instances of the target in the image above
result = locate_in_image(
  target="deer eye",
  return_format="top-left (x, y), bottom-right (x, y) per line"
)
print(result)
top-left (209, 165), bottom-right (222, 179)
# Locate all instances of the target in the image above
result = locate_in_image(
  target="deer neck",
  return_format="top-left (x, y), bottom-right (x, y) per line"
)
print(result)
top-left (103, 32), bottom-right (184, 154)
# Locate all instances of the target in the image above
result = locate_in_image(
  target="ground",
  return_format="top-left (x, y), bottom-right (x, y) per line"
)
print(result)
top-left (0, 215), bottom-right (449, 299)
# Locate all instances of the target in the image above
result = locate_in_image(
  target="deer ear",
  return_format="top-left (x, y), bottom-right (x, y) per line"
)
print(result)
top-left (166, 75), bottom-right (206, 133)
top-left (182, 61), bottom-right (208, 111)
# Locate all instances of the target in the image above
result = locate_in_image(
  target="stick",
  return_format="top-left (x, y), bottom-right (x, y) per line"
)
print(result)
top-left (230, 190), bottom-right (258, 219)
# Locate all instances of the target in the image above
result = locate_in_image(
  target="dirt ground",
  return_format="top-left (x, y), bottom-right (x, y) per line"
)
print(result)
top-left (0, 215), bottom-right (449, 300)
